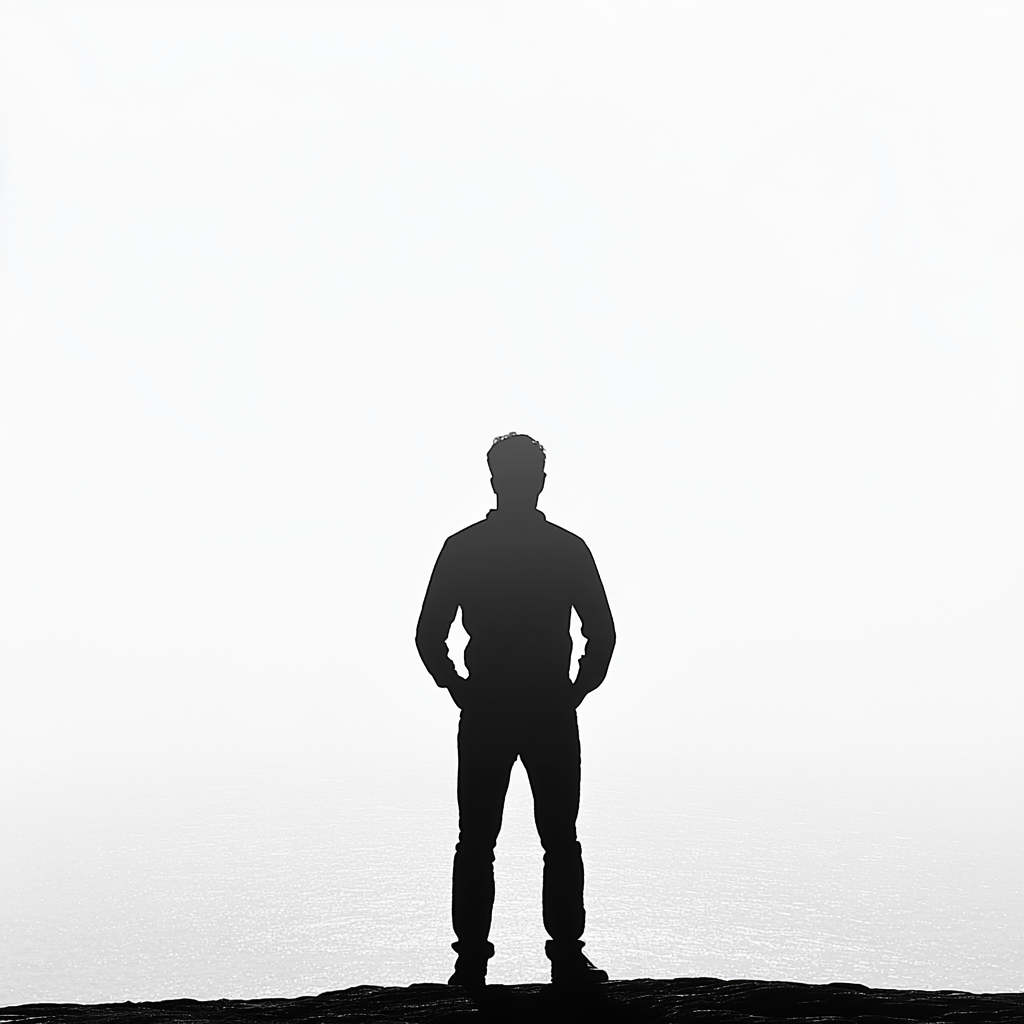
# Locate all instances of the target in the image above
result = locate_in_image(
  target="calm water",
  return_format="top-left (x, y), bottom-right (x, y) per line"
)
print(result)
top-left (2, 747), bottom-right (1021, 1004)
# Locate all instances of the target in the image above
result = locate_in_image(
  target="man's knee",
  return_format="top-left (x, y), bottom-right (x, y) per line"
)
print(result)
top-left (455, 834), bottom-right (499, 863)
top-left (539, 834), bottom-right (582, 861)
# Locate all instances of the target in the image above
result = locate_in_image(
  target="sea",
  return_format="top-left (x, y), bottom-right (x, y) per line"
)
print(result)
top-left (2, 744), bottom-right (1021, 1005)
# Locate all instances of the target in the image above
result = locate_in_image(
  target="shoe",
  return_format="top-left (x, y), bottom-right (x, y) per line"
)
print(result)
top-left (447, 962), bottom-right (486, 992)
top-left (447, 941), bottom-right (492, 992)
top-left (546, 940), bottom-right (609, 986)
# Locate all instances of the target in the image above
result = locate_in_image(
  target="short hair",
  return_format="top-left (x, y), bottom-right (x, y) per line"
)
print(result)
top-left (487, 432), bottom-right (546, 476)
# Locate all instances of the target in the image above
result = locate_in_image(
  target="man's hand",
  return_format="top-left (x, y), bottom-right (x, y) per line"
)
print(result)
top-left (445, 679), bottom-right (472, 709)
top-left (568, 684), bottom-right (592, 710)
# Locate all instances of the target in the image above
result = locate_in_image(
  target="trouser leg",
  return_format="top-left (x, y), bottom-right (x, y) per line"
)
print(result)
top-left (521, 711), bottom-right (585, 946)
top-left (452, 711), bottom-right (516, 958)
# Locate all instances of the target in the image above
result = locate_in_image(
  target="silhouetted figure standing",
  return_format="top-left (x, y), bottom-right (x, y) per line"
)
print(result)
top-left (416, 433), bottom-right (615, 989)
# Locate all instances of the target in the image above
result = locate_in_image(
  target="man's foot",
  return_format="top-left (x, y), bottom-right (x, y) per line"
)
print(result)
top-left (447, 941), bottom-right (492, 993)
top-left (545, 940), bottom-right (609, 986)
top-left (447, 962), bottom-right (486, 992)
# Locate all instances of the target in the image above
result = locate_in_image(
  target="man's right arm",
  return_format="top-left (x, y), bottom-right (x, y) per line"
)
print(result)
top-left (415, 538), bottom-right (464, 693)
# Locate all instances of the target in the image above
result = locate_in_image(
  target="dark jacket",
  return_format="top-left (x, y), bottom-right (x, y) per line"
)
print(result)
top-left (415, 508), bottom-right (615, 707)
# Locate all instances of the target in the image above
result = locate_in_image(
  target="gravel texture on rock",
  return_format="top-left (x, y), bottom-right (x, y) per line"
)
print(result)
top-left (2, 978), bottom-right (1020, 1024)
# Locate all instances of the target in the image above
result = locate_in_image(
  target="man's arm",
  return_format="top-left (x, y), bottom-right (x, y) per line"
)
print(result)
top-left (415, 539), bottom-right (464, 693)
top-left (571, 541), bottom-right (616, 703)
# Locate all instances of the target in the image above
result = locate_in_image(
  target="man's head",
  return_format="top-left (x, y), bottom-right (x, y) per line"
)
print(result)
top-left (487, 432), bottom-right (546, 507)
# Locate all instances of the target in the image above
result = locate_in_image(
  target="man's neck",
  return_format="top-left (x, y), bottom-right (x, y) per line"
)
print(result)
top-left (495, 498), bottom-right (537, 512)
top-left (492, 500), bottom-right (542, 518)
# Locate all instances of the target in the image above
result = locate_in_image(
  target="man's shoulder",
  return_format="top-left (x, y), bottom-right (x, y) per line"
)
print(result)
top-left (442, 518), bottom-right (491, 547)
top-left (540, 518), bottom-right (590, 551)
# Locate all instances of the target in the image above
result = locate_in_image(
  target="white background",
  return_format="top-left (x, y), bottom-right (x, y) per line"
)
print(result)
top-left (1, 1), bottom-right (1022, 1001)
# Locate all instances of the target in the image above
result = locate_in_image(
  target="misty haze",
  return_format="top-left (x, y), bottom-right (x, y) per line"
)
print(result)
top-left (1, 1), bottom-right (1021, 1012)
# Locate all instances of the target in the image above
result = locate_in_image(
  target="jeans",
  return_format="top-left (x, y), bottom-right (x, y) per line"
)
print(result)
top-left (452, 704), bottom-right (585, 957)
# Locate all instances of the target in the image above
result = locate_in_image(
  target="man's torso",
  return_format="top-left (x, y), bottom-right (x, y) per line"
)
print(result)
top-left (444, 511), bottom-right (585, 690)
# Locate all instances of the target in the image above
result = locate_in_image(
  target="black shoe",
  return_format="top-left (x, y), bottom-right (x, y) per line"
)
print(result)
top-left (447, 941), bottom-right (492, 992)
top-left (546, 940), bottom-right (609, 986)
top-left (447, 963), bottom-right (486, 992)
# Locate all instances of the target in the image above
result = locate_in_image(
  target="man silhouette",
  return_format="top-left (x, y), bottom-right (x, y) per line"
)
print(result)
top-left (416, 433), bottom-right (615, 989)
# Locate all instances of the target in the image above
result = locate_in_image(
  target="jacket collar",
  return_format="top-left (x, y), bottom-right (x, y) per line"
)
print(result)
top-left (486, 508), bottom-right (546, 522)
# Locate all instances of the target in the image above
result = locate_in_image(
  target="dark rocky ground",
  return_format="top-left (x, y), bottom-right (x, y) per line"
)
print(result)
top-left (2, 978), bottom-right (1020, 1024)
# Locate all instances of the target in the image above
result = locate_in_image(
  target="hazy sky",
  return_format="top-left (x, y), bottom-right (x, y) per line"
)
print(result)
top-left (1, 2), bottom-right (1021, 791)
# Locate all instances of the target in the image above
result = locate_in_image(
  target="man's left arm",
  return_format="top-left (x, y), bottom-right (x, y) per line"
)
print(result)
top-left (571, 541), bottom-right (616, 705)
